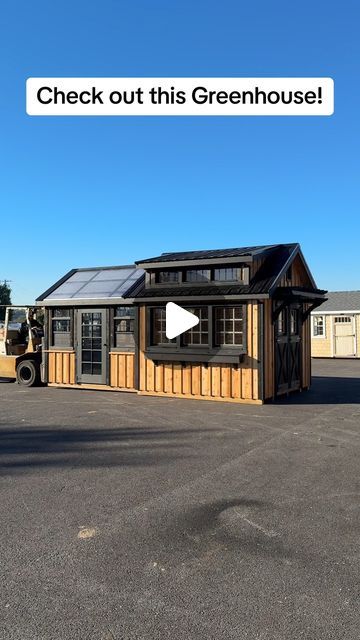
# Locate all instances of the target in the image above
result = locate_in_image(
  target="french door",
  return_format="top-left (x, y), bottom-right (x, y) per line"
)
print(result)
top-left (77, 309), bottom-right (108, 384)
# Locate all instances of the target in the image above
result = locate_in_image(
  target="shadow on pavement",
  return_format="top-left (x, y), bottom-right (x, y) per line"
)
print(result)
top-left (0, 426), bottom-right (199, 473)
top-left (278, 375), bottom-right (360, 405)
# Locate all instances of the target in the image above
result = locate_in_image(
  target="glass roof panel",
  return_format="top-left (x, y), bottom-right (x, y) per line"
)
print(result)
top-left (45, 267), bottom-right (144, 301)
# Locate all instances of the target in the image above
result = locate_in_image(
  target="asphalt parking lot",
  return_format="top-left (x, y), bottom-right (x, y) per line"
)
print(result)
top-left (0, 359), bottom-right (359, 640)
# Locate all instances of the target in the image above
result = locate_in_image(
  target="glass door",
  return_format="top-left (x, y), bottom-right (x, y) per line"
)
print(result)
top-left (77, 309), bottom-right (107, 384)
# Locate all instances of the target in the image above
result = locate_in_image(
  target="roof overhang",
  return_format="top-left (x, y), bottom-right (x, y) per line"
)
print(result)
top-left (134, 294), bottom-right (269, 303)
top-left (136, 256), bottom-right (254, 269)
top-left (37, 298), bottom-right (136, 307)
top-left (311, 309), bottom-right (360, 315)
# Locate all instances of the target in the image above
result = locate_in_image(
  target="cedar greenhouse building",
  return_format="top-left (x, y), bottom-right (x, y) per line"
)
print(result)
top-left (36, 243), bottom-right (326, 404)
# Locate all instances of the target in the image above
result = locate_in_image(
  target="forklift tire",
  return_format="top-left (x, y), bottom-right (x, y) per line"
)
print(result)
top-left (16, 360), bottom-right (39, 387)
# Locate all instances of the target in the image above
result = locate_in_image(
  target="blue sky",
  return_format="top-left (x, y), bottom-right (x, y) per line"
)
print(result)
top-left (1, 0), bottom-right (359, 303)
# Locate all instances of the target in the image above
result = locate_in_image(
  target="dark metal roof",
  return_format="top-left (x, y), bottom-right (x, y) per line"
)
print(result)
top-left (135, 243), bottom-right (297, 265)
top-left (134, 244), bottom-right (318, 300)
top-left (313, 291), bottom-right (360, 313)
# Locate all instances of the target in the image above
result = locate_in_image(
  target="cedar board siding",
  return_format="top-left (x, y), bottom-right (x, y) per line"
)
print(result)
top-left (47, 350), bottom-right (136, 389)
top-left (263, 299), bottom-right (275, 399)
top-left (48, 351), bottom-right (76, 385)
top-left (302, 311), bottom-right (311, 389)
top-left (138, 304), bottom-right (262, 403)
top-left (279, 253), bottom-right (313, 288)
top-left (109, 352), bottom-right (136, 389)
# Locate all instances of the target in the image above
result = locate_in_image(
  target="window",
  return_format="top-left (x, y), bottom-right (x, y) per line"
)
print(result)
top-left (114, 306), bottom-right (135, 349)
top-left (182, 307), bottom-right (208, 345)
top-left (277, 309), bottom-right (287, 336)
top-left (214, 306), bottom-right (244, 346)
top-left (312, 315), bottom-right (325, 337)
top-left (147, 304), bottom-right (247, 361)
top-left (51, 308), bottom-right (71, 347)
top-left (213, 268), bottom-right (241, 282)
top-left (185, 269), bottom-right (210, 283)
top-left (290, 309), bottom-right (298, 335)
top-left (334, 316), bottom-right (351, 323)
top-left (157, 271), bottom-right (179, 284)
top-left (151, 308), bottom-right (175, 345)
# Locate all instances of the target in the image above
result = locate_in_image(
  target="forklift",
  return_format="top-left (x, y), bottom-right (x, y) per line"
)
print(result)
top-left (0, 306), bottom-right (44, 386)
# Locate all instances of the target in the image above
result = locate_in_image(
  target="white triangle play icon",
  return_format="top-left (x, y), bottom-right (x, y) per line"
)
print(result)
top-left (166, 302), bottom-right (199, 340)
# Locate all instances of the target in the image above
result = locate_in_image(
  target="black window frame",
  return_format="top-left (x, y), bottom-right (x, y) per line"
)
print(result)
top-left (183, 269), bottom-right (211, 283)
top-left (146, 265), bottom-right (249, 288)
top-left (150, 307), bottom-right (176, 346)
top-left (146, 304), bottom-right (247, 364)
top-left (214, 306), bottom-right (245, 347)
top-left (112, 306), bottom-right (136, 352)
top-left (50, 307), bottom-right (73, 349)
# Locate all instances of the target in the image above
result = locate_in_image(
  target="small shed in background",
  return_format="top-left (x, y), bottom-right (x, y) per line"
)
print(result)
top-left (311, 291), bottom-right (360, 358)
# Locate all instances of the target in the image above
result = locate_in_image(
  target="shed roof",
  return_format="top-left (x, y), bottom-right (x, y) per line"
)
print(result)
top-left (312, 291), bottom-right (360, 313)
top-left (135, 243), bottom-right (297, 265)
top-left (36, 266), bottom-right (145, 306)
top-left (134, 244), bottom-right (323, 301)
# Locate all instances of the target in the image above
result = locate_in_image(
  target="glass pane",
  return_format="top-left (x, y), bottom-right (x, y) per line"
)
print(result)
top-left (114, 306), bottom-right (135, 318)
top-left (157, 271), bottom-right (179, 283)
top-left (94, 268), bottom-right (135, 281)
top-left (53, 319), bottom-right (70, 332)
top-left (82, 363), bottom-right (92, 374)
top-left (53, 308), bottom-right (70, 318)
top-left (82, 325), bottom-right (91, 337)
top-left (92, 363), bottom-right (101, 375)
top-left (92, 338), bottom-right (101, 349)
top-left (214, 268), bottom-right (239, 281)
top-left (82, 350), bottom-right (92, 362)
top-left (185, 270), bottom-right (209, 282)
top-left (92, 326), bottom-right (101, 337)
top-left (82, 338), bottom-right (92, 349)
top-left (92, 351), bottom-right (101, 363)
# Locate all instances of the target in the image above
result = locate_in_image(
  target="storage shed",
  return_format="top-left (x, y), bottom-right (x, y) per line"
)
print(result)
top-left (36, 243), bottom-right (326, 403)
top-left (36, 265), bottom-right (144, 390)
top-left (311, 291), bottom-right (360, 358)
top-left (134, 243), bottom-right (326, 403)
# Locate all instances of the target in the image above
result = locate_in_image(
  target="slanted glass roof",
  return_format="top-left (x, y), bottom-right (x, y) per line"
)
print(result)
top-left (42, 267), bottom-right (144, 302)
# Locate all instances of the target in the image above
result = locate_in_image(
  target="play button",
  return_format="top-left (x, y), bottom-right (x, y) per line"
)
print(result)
top-left (166, 302), bottom-right (199, 340)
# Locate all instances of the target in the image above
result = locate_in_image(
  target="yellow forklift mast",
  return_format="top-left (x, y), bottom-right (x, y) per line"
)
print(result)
top-left (0, 306), bottom-right (43, 385)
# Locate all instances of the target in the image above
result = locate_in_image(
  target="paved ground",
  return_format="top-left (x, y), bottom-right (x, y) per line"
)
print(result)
top-left (0, 359), bottom-right (359, 640)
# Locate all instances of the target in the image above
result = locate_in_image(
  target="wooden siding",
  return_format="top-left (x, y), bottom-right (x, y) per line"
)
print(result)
top-left (263, 299), bottom-right (275, 399)
top-left (47, 350), bottom-right (135, 389)
top-left (279, 253), bottom-right (313, 288)
top-left (48, 351), bottom-right (76, 384)
top-left (109, 352), bottom-right (135, 389)
top-left (138, 304), bottom-right (262, 403)
top-left (302, 311), bottom-right (311, 388)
